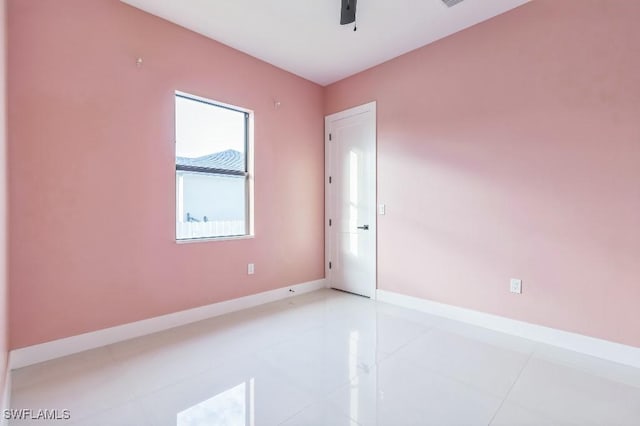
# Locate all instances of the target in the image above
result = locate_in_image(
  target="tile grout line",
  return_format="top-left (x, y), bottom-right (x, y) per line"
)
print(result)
top-left (486, 346), bottom-right (536, 425)
top-left (375, 315), bottom-right (537, 402)
top-left (275, 399), bottom-right (320, 425)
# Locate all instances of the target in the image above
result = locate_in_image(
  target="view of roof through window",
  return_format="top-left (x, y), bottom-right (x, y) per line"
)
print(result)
top-left (175, 93), bottom-right (250, 240)
top-left (175, 94), bottom-right (246, 167)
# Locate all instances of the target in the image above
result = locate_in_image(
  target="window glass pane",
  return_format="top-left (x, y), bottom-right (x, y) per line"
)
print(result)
top-left (175, 93), bottom-right (250, 240)
top-left (176, 172), bottom-right (246, 239)
top-left (175, 96), bottom-right (246, 172)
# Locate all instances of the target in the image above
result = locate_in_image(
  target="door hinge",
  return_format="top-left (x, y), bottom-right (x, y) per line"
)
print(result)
top-left (329, 219), bottom-right (332, 226)
top-left (329, 261), bottom-right (332, 269)
top-left (329, 133), bottom-right (332, 141)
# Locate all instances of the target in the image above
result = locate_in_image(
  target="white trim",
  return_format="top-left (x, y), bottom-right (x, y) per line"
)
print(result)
top-left (9, 279), bottom-right (327, 370)
top-left (325, 101), bottom-right (377, 298)
top-left (325, 101), bottom-right (377, 122)
top-left (377, 289), bottom-right (640, 369)
top-left (175, 235), bottom-right (255, 244)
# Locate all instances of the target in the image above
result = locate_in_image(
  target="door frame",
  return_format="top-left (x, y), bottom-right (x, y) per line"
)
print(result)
top-left (324, 101), bottom-right (377, 298)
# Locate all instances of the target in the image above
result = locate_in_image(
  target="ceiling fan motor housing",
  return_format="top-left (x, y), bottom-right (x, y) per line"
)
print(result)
top-left (442, 0), bottom-right (465, 7)
top-left (340, 0), bottom-right (357, 25)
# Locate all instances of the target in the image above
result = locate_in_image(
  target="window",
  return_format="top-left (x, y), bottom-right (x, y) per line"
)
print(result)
top-left (175, 92), bottom-right (252, 240)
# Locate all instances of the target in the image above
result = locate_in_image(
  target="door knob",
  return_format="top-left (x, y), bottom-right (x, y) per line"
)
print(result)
top-left (357, 225), bottom-right (369, 230)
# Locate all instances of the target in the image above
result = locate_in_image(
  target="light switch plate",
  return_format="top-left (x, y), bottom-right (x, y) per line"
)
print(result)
top-left (378, 204), bottom-right (386, 215)
top-left (510, 278), bottom-right (522, 294)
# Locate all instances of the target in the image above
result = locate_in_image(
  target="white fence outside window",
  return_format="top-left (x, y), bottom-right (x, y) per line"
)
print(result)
top-left (177, 220), bottom-right (245, 240)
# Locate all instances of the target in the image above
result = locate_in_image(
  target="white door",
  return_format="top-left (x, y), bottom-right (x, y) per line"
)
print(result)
top-left (325, 102), bottom-right (376, 298)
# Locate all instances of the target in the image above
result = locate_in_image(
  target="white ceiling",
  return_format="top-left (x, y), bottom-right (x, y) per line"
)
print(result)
top-left (121, 0), bottom-right (530, 86)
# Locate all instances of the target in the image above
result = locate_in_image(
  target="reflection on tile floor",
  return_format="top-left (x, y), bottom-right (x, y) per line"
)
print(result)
top-left (9, 289), bottom-right (640, 425)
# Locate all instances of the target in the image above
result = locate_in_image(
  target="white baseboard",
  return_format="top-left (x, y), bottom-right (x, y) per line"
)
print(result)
top-left (377, 289), bottom-right (640, 369)
top-left (10, 279), bottom-right (327, 370)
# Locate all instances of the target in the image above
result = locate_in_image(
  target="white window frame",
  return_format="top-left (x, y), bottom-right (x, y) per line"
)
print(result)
top-left (174, 91), bottom-right (254, 243)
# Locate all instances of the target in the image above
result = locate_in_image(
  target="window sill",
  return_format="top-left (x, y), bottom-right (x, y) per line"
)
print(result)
top-left (176, 234), bottom-right (255, 244)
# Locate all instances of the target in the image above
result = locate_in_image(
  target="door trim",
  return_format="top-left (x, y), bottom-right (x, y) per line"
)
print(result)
top-left (324, 101), bottom-right (377, 298)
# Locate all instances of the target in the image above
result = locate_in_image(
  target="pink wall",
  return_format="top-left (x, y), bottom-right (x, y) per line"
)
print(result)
top-left (0, 0), bottom-right (7, 402)
top-left (8, 0), bottom-right (640, 351)
top-left (325, 0), bottom-right (640, 347)
top-left (8, 0), bottom-right (325, 349)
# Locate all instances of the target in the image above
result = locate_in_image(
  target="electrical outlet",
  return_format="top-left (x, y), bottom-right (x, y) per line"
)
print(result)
top-left (248, 263), bottom-right (255, 275)
top-left (510, 278), bottom-right (522, 294)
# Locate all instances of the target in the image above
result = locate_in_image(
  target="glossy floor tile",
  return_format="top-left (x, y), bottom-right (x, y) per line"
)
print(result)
top-left (9, 289), bottom-right (640, 425)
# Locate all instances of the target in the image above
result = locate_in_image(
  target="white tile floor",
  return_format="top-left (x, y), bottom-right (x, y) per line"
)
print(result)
top-left (9, 289), bottom-right (640, 425)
